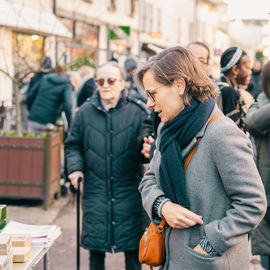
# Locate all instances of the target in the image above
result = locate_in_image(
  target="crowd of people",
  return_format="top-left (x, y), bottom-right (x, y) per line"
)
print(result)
top-left (17, 41), bottom-right (270, 270)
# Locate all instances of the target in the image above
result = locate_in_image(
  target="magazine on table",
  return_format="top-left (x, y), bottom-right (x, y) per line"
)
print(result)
top-left (1, 221), bottom-right (61, 247)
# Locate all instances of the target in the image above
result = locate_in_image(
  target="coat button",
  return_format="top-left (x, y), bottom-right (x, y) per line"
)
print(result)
top-left (112, 198), bottom-right (115, 202)
top-left (112, 221), bottom-right (115, 225)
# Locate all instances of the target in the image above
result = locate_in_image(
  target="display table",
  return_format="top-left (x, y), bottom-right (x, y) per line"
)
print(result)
top-left (13, 238), bottom-right (56, 270)
top-left (1, 221), bottom-right (61, 270)
top-left (13, 247), bottom-right (48, 270)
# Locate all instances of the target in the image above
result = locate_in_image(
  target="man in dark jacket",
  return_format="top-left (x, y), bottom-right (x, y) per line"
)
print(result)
top-left (27, 68), bottom-right (74, 132)
top-left (65, 61), bottom-right (148, 270)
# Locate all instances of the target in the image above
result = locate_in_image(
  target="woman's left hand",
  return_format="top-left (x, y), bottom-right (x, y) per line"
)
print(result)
top-left (194, 244), bottom-right (208, 255)
top-left (161, 201), bottom-right (203, 229)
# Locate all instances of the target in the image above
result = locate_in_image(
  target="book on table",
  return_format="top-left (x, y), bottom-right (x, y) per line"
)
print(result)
top-left (1, 221), bottom-right (61, 248)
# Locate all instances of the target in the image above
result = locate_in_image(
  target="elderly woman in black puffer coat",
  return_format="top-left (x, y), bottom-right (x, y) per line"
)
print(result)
top-left (65, 61), bottom-right (148, 270)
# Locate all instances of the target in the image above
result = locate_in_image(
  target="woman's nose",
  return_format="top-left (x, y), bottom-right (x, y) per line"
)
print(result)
top-left (103, 80), bottom-right (109, 87)
top-left (146, 98), bottom-right (155, 108)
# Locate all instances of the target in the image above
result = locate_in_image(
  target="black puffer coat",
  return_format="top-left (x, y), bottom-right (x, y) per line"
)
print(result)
top-left (65, 90), bottom-right (148, 252)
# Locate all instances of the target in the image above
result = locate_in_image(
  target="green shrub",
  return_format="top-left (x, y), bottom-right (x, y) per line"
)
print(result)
top-left (1, 131), bottom-right (47, 138)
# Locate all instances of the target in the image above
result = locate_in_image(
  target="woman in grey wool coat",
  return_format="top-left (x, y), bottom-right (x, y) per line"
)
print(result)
top-left (134, 46), bottom-right (266, 270)
top-left (245, 60), bottom-right (270, 269)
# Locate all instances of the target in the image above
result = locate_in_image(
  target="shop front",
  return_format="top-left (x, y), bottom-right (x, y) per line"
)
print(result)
top-left (0, 0), bottom-right (72, 105)
top-left (57, 18), bottom-right (99, 67)
top-left (12, 32), bottom-right (44, 77)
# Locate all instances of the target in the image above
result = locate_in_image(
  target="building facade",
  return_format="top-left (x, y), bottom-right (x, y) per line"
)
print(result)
top-left (3, 0), bottom-right (264, 106)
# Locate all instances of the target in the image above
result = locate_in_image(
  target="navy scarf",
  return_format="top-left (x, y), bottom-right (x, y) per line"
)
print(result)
top-left (159, 98), bottom-right (215, 208)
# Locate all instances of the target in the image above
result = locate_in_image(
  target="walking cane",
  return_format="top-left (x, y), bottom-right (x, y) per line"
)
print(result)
top-left (77, 177), bottom-right (82, 270)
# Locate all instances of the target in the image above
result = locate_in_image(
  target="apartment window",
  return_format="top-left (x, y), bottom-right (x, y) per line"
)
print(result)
top-left (189, 22), bottom-right (195, 41)
top-left (177, 18), bottom-right (181, 43)
top-left (147, 3), bottom-right (153, 33)
top-left (157, 8), bottom-right (161, 33)
top-left (140, 1), bottom-right (147, 32)
top-left (126, 0), bottom-right (136, 17)
top-left (108, 0), bottom-right (116, 11)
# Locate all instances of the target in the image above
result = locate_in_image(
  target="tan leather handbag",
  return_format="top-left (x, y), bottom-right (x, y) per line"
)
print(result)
top-left (139, 114), bottom-right (222, 269)
top-left (139, 219), bottom-right (166, 268)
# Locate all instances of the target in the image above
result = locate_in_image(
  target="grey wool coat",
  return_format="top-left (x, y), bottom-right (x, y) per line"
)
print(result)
top-left (245, 91), bottom-right (270, 256)
top-left (139, 105), bottom-right (266, 270)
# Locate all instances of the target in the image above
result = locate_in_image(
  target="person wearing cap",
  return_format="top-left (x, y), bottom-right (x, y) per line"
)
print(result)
top-left (216, 46), bottom-right (252, 132)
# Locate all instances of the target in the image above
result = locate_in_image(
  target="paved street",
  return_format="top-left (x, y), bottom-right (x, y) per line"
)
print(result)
top-left (33, 197), bottom-right (150, 270)
top-left (5, 195), bottom-right (266, 270)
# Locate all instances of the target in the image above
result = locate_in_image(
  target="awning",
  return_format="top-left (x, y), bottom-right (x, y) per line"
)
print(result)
top-left (142, 43), bottom-right (164, 56)
top-left (0, 0), bottom-right (72, 38)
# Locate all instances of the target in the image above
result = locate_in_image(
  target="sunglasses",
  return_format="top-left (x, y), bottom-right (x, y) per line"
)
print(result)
top-left (96, 78), bottom-right (120, 87)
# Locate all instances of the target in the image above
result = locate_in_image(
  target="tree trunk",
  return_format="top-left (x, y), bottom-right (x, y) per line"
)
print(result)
top-left (14, 83), bottom-right (22, 136)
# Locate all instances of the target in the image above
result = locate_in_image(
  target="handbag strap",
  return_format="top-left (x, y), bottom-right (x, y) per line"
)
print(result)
top-left (159, 114), bottom-right (222, 229)
top-left (184, 114), bottom-right (222, 171)
top-left (157, 218), bottom-right (166, 230)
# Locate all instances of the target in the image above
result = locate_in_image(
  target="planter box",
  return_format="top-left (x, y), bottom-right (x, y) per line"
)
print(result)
top-left (0, 123), bottom-right (64, 209)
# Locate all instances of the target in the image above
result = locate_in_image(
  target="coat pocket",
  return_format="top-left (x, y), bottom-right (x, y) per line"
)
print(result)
top-left (175, 245), bottom-right (230, 270)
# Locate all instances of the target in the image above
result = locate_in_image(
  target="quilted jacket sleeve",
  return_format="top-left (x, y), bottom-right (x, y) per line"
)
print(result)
top-left (64, 111), bottom-right (84, 175)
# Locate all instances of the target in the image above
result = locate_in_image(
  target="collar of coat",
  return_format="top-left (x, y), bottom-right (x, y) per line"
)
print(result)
top-left (156, 104), bottom-right (223, 161)
top-left (90, 89), bottom-right (128, 112)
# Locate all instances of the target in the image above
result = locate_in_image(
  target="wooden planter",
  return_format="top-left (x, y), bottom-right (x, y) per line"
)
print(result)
top-left (0, 122), bottom-right (64, 209)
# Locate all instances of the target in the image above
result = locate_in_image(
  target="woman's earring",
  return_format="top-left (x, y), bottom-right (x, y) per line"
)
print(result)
top-left (234, 74), bottom-right (237, 79)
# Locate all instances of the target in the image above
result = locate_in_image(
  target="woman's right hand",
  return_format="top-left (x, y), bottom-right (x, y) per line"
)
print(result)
top-left (161, 201), bottom-right (203, 229)
top-left (68, 171), bottom-right (84, 190)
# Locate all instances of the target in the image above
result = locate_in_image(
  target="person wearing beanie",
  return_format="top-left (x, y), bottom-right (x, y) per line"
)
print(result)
top-left (124, 57), bottom-right (146, 103)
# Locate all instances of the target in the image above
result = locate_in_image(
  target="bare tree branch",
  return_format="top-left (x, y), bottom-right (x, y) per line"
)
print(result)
top-left (0, 68), bottom-right (16, 83)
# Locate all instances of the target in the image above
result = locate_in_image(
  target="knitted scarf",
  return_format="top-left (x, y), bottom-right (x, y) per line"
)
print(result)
top-left (159, 98), bottom-right (215, 208)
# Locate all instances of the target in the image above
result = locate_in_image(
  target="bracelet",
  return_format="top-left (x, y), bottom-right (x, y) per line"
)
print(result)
top-left (199, 236), bottom-right (219, 257)
top-left (153, 196), bottom-right (169, 218)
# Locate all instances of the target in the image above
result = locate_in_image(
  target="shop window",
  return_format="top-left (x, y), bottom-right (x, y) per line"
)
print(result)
top-left (74, 21), bottom-right (99, 48)
top-left (12, 32), bottom-right (44, 76)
